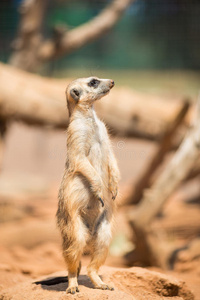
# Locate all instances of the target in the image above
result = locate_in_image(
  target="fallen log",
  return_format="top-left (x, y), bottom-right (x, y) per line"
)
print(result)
top-left (0, 62), bottom-right (190, 139)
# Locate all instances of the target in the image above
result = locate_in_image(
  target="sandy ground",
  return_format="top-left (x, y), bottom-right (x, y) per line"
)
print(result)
top-left (0, 267), bottom-right (194, 300)
top-left (0, 124), bottom-right (199, 299)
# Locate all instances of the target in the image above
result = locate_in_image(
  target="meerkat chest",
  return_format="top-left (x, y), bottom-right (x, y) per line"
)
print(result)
top-left (87, 114), bottom-right (108, 162)
top-left (90, 114), bottom-right (106, 148)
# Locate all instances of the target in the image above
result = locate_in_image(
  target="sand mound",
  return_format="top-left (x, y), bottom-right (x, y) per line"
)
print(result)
top-left (0, 266), bottom-right (194, 300)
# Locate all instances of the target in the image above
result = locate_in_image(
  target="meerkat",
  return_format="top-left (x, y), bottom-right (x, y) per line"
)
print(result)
top-left (56, 76), bottom-right (120, 294)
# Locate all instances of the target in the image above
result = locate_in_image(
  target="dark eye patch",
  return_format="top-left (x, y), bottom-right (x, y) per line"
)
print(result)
top-left (88, 78), bottom-right (100, 88)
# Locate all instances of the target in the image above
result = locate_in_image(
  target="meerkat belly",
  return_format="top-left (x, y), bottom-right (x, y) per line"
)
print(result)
top-left (88, 142), bottom-right (103, 172)
top-left (88, 142), bottom-right (109, 185)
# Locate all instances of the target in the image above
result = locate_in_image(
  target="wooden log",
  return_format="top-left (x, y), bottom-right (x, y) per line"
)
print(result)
top-left (127, 94), bottom-right (200, 267)
top-left (0, 62), bottom-right (68, 128)
top-left (0, 62), bottom-right (189, 139)
top-left (185, 158), bottom-right (200, 181)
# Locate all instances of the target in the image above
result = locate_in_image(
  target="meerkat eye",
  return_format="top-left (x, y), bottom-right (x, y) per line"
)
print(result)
top-left (88, 79), bottom-right (100, 88)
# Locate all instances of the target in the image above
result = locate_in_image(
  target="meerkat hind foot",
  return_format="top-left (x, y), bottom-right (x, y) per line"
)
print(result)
top-left (67, 286), bottom-right (79, 294)
top-left (95, 283), bottom-right (114, 291)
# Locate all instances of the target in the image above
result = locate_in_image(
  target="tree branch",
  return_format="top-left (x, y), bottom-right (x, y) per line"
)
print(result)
top-left (9, 0), bottom-right (48, 71)
top-left (126, 94), bottom-right (200, 267)
top-left (132, 96), bottom-right (200, 227)
top-left (9, 0), bottom-right (134, 71)
top-left (38, 0), bottom-right (134, 61)
top-left (126, 100), bottom-right (190, 205)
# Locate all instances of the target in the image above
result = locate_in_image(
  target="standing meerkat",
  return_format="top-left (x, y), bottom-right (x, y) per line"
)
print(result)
top-left (57, 76), bottom-right (120, 294)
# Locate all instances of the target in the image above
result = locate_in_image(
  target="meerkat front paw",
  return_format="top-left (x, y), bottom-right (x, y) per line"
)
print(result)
top-left (112, 192), bottom-right (117, 200)
top-left (111, 190), bottom-right (118, 200)
top-left (109, 183), bottom-right (118, 200)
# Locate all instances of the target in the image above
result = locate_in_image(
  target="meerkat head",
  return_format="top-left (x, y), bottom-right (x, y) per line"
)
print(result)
top-left (66, 77), bottom-right (114, 115)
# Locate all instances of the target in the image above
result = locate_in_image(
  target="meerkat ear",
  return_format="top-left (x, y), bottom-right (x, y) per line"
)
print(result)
top-left (70, 88), bottom-right (81, 102)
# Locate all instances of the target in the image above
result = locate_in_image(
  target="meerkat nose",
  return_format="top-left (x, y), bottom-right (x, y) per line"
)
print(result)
top-left (110, 80), bottom-right (115, 88)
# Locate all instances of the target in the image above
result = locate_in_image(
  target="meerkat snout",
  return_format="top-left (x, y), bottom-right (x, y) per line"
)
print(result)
top-left (110, 80), bottom-right (115, 88)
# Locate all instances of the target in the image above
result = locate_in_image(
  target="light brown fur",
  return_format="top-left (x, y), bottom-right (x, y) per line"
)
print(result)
top-left (57, 77), bottom-right (120, 294)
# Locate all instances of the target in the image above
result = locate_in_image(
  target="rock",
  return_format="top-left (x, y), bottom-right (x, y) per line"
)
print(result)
top-left (0, 266), bottom-right (194, 300)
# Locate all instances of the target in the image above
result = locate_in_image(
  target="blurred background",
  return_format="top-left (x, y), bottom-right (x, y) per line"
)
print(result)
top-left (1, 0), bottom-right (200, 70)
top-left (1, 0), bottom-right (200, 94)
top-left (0, 0), bottom-right (200, 298)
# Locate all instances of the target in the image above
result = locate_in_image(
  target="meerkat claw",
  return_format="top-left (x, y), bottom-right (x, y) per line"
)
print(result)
top-left (112, 192), bottom-right (117, 200)
top-left (98, 197), bottom-right (104, 207)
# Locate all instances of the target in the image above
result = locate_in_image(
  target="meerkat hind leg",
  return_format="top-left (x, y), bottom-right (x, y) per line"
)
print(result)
top-left (63, 238), bottom-right (83, 293)
top-left (65, 256), bottom-right (80, 294)
top-left (77, 261), bottom-right (82, 277)
top-left (87, 247), bottom-right (114, 291)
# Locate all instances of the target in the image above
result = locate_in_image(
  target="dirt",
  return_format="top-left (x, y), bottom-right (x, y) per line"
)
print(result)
top-left (0, 267), bottom-right (194, 300)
